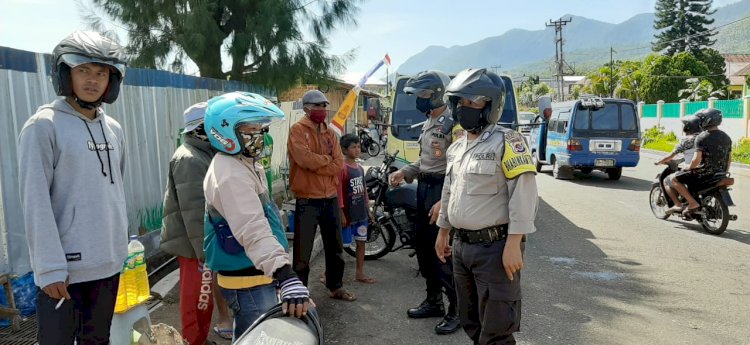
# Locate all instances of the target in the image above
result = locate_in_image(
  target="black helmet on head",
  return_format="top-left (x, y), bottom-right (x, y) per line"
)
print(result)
top-left (52, 31), bottom-right (127, 108)
top-left (680, 115), bottom-right (702, 135)
top-left (444, 68), bottom-right (505, 132)
top-left (693, 108), bottom-right (722, 130)
top-left (404, 70), bottom-right (451, 113)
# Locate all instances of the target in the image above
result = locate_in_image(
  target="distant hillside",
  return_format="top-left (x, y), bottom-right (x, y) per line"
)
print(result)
top-left (396, 0), bottom-right (750, 78)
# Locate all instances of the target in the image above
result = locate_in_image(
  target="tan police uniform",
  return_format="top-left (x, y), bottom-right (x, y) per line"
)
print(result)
top-left (396, 108), bottom-right (460, 318)
top-left (400, 110), bottom-right (456, 182)
top-left (436, 123), bottom-right (538, 345)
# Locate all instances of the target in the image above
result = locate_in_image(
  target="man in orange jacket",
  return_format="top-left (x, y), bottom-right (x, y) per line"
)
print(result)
top-left (287, 90), bottom-right (356, 301)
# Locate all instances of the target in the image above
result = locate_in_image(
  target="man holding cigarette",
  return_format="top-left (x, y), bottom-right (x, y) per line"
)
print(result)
top-left (17, 31), bottom-right (129, 344)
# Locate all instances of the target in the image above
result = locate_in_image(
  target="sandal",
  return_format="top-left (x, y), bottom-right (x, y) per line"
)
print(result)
top-left (330, 288), bottom-right (357, 301)
top-left (665, 205), bottom-right (684, 215)
top-left (213, 326), bottom-right (233, 340)
top-left (682, 206), bottom-right (701, 216)
top-left (355, 276), bottom-right (376, 284)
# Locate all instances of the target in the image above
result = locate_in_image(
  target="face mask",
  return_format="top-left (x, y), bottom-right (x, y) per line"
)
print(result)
top-left (415, 97), bottom-right (433, 114)
top-left (240, 132), bottom-right (265, 158)
top-left (455, 105), bottom-right (486, 133)
top-left (308, 109), bottom-right (328, 124)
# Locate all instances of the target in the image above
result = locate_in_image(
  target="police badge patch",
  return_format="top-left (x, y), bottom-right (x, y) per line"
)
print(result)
top-left (505, 131), bottom-right (527, 154)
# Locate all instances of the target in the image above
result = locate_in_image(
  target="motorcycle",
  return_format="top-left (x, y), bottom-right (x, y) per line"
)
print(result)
top-left (343, 150), bottom-right (417, 260)
top-left (649, 160), bottom-right (738, 235)
top-left (356, 124), bottom-right (381, 157)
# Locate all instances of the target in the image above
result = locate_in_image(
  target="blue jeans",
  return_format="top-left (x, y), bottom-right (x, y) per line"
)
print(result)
top-left (220, 283), bottom-right (278, 341)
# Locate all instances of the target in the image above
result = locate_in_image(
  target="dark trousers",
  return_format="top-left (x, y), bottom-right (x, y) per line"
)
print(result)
top-left (453, 238), bottom-right (523, 345)
top-left (36, 273), bottom-right (119, 345)
top-left (293, 197), bottom-right (345, 291)
top-left (416, 175), bottom-right (456, 307)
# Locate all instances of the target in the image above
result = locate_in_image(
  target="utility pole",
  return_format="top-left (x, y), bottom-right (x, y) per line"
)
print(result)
top-left (489, 65), bottom-right (502, 75)
top-left (546, 17), bottom-right (572, 101)
top-left (610, 46), bottom-right (616, 98)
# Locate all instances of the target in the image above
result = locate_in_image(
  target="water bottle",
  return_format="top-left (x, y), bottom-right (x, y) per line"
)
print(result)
top-left (128, 235), bottom-right (150, 304)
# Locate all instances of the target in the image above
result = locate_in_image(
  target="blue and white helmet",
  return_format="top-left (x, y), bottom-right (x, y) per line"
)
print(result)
top-left (204, 92), bottom-right (285, 155)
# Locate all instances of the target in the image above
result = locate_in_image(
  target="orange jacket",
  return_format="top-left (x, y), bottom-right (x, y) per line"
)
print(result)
top-left (287, 116), bottom-right (344, 199)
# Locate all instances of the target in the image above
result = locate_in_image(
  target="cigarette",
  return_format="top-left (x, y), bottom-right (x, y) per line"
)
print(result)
top-left (55, 298), bottom-right (66, 310)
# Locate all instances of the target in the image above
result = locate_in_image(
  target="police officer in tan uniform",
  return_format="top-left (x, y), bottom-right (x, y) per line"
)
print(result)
top-left (435, 68), bottom-right (538, 345)
top-left (389, 70), bottom-right (460, 334)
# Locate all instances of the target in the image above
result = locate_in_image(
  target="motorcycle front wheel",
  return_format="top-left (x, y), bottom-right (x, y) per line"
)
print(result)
top-left (367, 141), bottom-right (381, 157)
top-left (344, 220), bottom-right (396, 260)
top-left (649, 185), bottom-right (670, 220)
top-left (699, 193), bottom-right (729, 235)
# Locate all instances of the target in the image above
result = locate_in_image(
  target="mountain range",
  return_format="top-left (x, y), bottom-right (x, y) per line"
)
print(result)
top-left (395, 0), bottom-right (750, 77)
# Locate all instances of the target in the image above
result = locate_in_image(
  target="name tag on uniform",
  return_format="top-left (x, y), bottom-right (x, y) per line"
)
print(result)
top-left (431, 131), bottom-right (445, 139)
top-left (472, 152), bottom-right (495, 160)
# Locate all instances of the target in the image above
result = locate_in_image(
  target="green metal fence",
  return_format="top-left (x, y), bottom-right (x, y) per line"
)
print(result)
top-left (642, 104), bottom-right (657, 118)
top-left (662, 102), bottom-right (680, 118)
top-left (685, 101), bottom-right (709, 115)
top-left (714, 99), bottom-right (743, 119)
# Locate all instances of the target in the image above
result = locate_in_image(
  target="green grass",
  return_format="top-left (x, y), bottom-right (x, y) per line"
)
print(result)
top-left (733, 138), bottom-right (750, 165)
top-left (644, 140), bottom-right (677, 152)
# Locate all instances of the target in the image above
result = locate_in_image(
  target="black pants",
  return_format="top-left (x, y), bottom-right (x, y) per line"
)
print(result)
top-left (416, 175), bottom-right (456, 306)
top-left (36, 273), bottom-right (119, 345)
top-left (293, 197), bottom-right (345, 291)
top-left (453, 238), bottom-right (523, 345)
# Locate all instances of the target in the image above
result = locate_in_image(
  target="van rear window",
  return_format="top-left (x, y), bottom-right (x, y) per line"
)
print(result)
top-left (573, 103), bottom-right (637, 131)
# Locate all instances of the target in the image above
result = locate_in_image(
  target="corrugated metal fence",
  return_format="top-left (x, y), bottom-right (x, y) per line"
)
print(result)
top-left (0, 46), bottom-right (278, 275)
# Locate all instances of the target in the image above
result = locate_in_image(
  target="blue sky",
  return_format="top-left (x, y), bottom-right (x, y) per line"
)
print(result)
top-left (0, 0), bottom-right (741, 83)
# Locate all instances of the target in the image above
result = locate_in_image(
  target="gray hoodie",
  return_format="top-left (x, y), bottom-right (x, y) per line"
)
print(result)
top-left (17, 99), bottom-right (128, 288)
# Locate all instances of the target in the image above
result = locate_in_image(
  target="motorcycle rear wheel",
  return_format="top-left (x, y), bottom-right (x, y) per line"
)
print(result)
top-left (699, 193), bottom-right (729, 235)
top-left (344, 221), bottom-right (396, 260)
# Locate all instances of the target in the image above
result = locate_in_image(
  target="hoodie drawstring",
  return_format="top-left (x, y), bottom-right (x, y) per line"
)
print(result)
top-left (100, 121), bottom-right (114, 184)
top-left (82, 118), bottom-right (115, 184)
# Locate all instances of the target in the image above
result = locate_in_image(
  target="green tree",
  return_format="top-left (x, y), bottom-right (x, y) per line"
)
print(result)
top-left (615, 60), bottom-right (643, 102)
top-left (639, 52), bottom-right (710, 103)
top-left (652, 0), bottom-right (716, 56)
top-left (585, 64), bottom-right (620, 97)
top-left (696, 48), bottom-right (728, 92)
top-left (87, 0), bottom-right (361, 91)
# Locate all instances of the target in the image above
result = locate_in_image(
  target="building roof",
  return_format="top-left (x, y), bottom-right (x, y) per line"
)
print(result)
top-left (723, 54), bottom-right (750, 63)
top-left (736, 64), bottom-right (750, 76)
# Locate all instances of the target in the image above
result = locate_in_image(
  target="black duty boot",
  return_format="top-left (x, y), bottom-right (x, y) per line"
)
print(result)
top-left (434, 310), bottom-right (460, 335)
top-left (407, 294), bottom-right (445, 319)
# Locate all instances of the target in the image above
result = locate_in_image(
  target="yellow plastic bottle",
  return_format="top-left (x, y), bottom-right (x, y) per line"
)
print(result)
top-left (133, 243), bottom-right (150, 303)
top-left (114, 267), bottom-right (128, 313)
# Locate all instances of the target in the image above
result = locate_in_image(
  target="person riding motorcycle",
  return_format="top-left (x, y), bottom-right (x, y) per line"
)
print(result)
top-left (669, 108), bottom-right (733, 216)
top-left (655, 115), bottom-right (702, 215)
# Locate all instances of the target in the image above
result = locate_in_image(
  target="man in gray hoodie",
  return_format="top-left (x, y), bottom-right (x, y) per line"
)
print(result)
top-left (17, 31), bottom-right (129, 344)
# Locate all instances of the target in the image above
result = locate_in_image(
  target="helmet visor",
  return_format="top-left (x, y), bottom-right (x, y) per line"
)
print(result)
top-left (445, 92), bottom-right (491, 104)
top-left (60, 53), bottom-right (126, 77)
top-left (403, 87), bottom-right (433, 99)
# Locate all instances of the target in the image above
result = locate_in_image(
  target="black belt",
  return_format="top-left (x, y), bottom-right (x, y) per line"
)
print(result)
top-left (454, 224), bottom-right (509, 244)
top-left (418, 172), bottom-right (445, 182)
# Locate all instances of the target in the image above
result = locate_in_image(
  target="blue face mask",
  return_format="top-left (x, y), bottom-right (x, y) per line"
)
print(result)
top-left (415, 97), bottom-right (432, 114)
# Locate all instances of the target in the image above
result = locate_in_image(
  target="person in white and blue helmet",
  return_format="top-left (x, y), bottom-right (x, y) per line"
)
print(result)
top-left (202, 92), bottom-right (311, 341)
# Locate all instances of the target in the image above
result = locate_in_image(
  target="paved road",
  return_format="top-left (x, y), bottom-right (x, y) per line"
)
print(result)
top-left (310, 153), bottom-right (750, 345)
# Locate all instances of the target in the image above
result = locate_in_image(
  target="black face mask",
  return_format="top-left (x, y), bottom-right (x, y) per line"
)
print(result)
top-left (415, 97), bottom-right (432, 115)
top-left (455, 105), bottom-right (486, 132)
